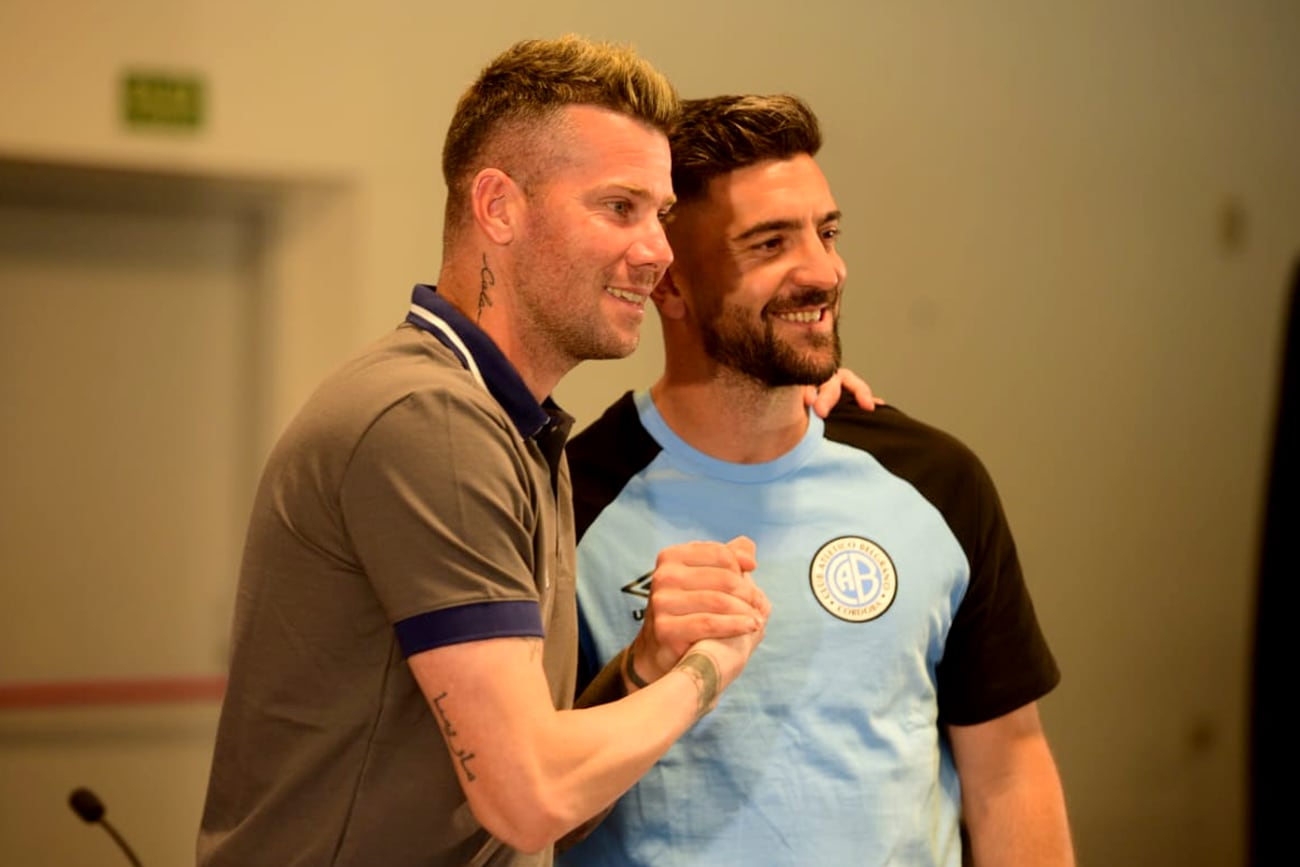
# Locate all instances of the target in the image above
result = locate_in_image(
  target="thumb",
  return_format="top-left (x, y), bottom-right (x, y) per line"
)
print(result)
top-left (725, 535), bottom-right (757, 572)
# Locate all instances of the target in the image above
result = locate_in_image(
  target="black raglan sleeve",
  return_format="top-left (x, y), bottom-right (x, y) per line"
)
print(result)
top-left (824, 398), bottom-right (1060, 725)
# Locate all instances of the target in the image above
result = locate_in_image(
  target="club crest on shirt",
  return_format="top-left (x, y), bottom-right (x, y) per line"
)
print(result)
top-left (809, 536), bottom-right (897, 622)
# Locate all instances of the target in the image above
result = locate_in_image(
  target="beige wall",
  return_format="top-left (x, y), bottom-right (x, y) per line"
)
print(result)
top-left (2, 1), bottom-right (1298, 864)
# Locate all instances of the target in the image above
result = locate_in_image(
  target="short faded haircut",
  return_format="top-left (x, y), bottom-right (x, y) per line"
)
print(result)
top-left (670, 94), bottom-right (822, 204)
top-left (441, 35), bottom-right (679, 239)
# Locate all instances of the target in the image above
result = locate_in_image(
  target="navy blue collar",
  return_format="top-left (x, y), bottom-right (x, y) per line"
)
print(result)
top-left (404, 283), bottom-right (565, 441)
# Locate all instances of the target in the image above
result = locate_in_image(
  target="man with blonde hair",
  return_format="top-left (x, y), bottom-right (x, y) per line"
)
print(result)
top-left (561, 94), bottom-right (1073, 866)
top-left (198, 38), bottom-right (773, 867)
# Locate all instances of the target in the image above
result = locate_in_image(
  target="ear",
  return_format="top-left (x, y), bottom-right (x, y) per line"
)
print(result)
top-left (651, 268), bottom-right (689, 320)
top-left (470, 168), bottom-right (522, 245)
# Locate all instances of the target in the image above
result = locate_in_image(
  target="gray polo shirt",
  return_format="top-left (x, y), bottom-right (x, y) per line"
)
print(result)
top-left (200, 285), bottom-right (577, 866)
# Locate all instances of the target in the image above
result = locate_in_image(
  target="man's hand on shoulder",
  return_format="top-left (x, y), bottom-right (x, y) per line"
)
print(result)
top-left (805, 367), bottom-right (885, 418)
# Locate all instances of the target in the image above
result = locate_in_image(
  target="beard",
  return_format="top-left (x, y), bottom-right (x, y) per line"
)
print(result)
top-left (700, 290), bottom-right (843, 386)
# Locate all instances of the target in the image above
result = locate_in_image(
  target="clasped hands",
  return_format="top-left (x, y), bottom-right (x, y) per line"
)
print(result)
top-left (622, 536), bottom-right (770, 695)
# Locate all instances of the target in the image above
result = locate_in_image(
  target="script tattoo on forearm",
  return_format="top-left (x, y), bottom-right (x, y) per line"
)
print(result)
top-left (432, 691), bottom-right (477, 782)
top-left (674, 651), bottom-right (721, 719)
top-left (477, 253), bottom-right (495, 322)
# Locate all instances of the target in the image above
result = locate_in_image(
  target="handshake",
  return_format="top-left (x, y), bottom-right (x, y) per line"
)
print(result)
top-left (618, 536), bottom-right (770, 717)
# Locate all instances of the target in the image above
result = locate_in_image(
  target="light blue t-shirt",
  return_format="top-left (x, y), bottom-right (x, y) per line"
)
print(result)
top-left (562, 391), bottom-right (977, 866)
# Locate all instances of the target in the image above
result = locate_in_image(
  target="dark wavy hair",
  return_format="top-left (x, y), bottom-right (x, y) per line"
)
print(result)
top-left (670, 94), bottom-right (822, 204)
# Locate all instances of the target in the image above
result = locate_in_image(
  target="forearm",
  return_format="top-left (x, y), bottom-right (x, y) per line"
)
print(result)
top-left (428, 646), bottom-right (719, 853)
top-left (539, 656), bottom-right (714, 831)
top-left (416, 538), bottom-right (765, 852)
top-left (555, 649), bottom-right (661, 853)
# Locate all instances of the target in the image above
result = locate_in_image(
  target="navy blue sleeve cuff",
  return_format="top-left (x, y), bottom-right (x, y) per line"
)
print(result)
top-left (394, 600), bottom-right (544, 658)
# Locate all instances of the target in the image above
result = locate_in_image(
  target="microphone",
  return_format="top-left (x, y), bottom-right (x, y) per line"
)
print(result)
top-left (68, 787), bottom-right (144, 867)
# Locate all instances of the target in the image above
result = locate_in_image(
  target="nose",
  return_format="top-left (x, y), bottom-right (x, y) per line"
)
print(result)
top-left (627, 218), bottom-right (674, 275)
top-left (794, 236), bottom-right (844, 291)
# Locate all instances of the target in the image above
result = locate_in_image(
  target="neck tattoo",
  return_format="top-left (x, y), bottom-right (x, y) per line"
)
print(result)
top-left (477, 253), bottom-right (495, 323)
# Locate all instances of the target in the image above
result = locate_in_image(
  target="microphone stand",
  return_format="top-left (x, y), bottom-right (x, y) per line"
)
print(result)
top-left (68, 787), bottom-right (145, 867)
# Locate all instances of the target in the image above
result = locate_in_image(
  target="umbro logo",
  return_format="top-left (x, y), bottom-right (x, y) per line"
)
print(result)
top-left (621, 571), bottom-right (653, 599)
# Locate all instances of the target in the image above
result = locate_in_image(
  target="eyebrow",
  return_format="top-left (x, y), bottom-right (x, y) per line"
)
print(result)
top-left (614, 183), bottom-right (676, 210)
top-left (732, 209), bottom-right (842, 242)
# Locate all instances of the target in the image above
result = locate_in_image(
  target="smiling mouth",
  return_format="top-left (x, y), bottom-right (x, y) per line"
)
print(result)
top-left (606, 287), bottom-right (648, 306)
top-left (774, 309), bottom-right (825, 324)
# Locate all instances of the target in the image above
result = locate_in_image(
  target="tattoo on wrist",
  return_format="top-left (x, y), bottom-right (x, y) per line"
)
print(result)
top-left (477, 253), bottom-right (495, 322)
top-left (432, 691), bottom-right (478, 782)
top-left (675, 651), bottom-right (721, 719)
top-left (623, 645), bottom-right (651, 689)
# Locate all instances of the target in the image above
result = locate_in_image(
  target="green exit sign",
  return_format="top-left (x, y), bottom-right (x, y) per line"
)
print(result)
top-left (122, 72), bottom-right (205, 130)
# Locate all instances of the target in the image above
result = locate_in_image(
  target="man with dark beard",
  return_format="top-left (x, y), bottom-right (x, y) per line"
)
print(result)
top-left (560, 95), bottom-right (1074, 866)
